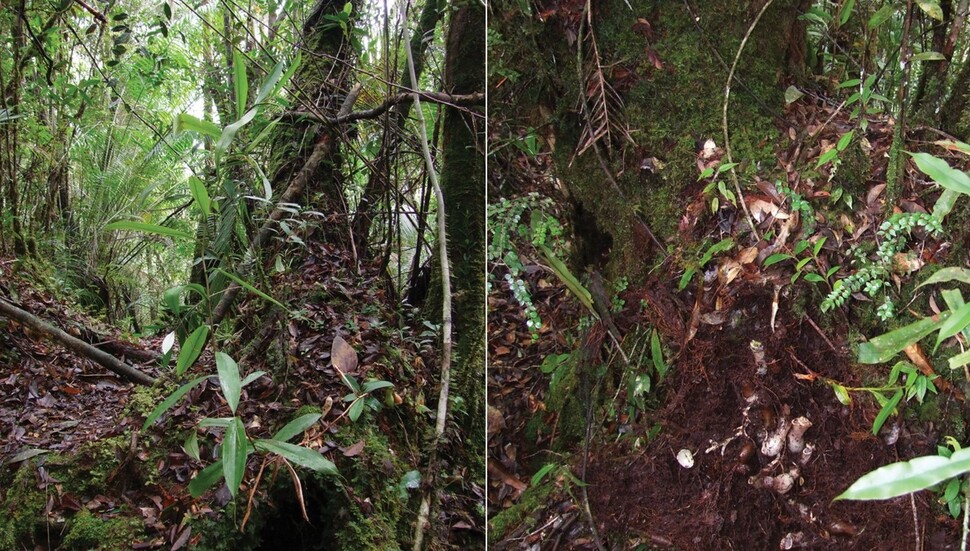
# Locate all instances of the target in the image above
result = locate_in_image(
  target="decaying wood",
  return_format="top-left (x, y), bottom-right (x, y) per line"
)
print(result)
top-left (0, 298), bottom-right (156, 386)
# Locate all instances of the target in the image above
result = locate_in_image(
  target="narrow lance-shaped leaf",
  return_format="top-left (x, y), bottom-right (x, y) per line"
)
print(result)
top-left (175, 325), bottom-right (209, 376)
top-left (188, 176), bottom-right (211, 216)
top-left (105, 221), bottom-right (192, 240)
top-left (857, 315), bottom-right (945, 364)
top-left (215, 268), bottom-right (288, 311)
top-left (919, 268), bottom-right (970, 289)
top-left (538, 243), bottom-right (594, 313)
top-left (142, 376), bottom-right (208, 431)
top-left (232, 50), bottom-right (248, 120)
top-left (215, 352), bottom-right (242, 414)
top-left (935, 302), bottom-right (970, 351)
top-left (189, 459), bottom-right (224, 498)
top-left (254, 439), bottom-right (337, 474)
top-left (175, 113), bottom-right (221, 140)
top-left (908, 152), bottom-right (970, 196)
top-left (273, 413), bottom-right (322, 442)
top-left (222, 417), bottom-right (249, 498)
top-left (651, 329), bottom-right (667, 379)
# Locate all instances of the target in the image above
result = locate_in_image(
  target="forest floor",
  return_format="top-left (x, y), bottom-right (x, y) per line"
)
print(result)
top-left (488, 98), bottom-right (970, 549)
top-left (0, 240), bottom-right (482, 549)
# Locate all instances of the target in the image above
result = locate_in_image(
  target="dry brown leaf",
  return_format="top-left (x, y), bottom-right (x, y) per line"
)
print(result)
top-left (341, 440), bottom-right (366, 457)
top-left (331, 334), bottom-right (358, 374)
top-left (737, 246), bottom-right (759, 265)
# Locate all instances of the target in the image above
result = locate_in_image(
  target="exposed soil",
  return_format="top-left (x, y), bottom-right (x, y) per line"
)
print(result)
top-left (585, 283), bottom-right (961, 550)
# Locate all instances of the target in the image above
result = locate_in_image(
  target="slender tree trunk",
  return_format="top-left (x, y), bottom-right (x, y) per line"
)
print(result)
top-left (432, 0), bottom-right (486, 480)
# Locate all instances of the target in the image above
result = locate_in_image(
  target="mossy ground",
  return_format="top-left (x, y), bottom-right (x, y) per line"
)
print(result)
top-left (0, 461), bottom-right (48, 549)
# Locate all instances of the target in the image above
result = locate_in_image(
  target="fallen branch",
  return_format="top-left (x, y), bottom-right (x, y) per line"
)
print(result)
top-left (0, 299), bottom-right (156, 386)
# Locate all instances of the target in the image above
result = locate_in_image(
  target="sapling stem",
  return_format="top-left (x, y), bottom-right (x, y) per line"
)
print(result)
top-left (962, 478), bottom-right (969, 551)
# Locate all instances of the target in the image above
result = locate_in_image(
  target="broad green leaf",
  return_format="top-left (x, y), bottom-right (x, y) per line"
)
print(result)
top-left (700, 238), bottom-right (734, 266)
top-left (538, 244), bottom-right (594, 313)
top-left (867, 5), bottom-right (894, 29)
top-left (272, 413), bottom-right (321, 442)
top-left (175, 113), bottom-right (220, 139)
top-left (948, 349), bottom-right (970, 370)
top-left (397, 470), bottom-right (421, 499)
top-left (215, 108), bottom-right (258, 164)
top-left (651, 329), bottom-right (667, 379)
top-left (223, 417), bottom-right (249, 498)
top-left (184, 431), bottom-right (200, 461)
top-left (858, 315), bottom-right (944, 364)
top-left (175, 325), bottom-right (209, 376)
top-left (908, 152), bottom-right (970, 196)
top-left (215, 352), bottom-right (242, 414)
top-left (362, 380), bottom-right (394, 393)
top-left (839, 78), bottom-right (861, 88)
top-left (215, 268), bottom-right (288, 310)
top-left (764, 253), bottom-right (794, 267)
top-left (813, 237), bottom-right (827, 256)
top-left (911, 51), bottom-right (946, 62)
top-left (241, 370), bottom-right (266, 387)
top-left (838, 0), bottom-right (855, 26)
top-left (837, 131), bottom-right (853, 152)
top-left (916, 0), bottom-right (944, 21)
top-left (816, 148), bottom-right (839, 167)
top-left (348, 399), bottom-right (365, 422)
top-left (188, 176), bottom-right (210, 216)
top-left (254, 439), bottom-right (337, 474)
top-left (872, 389), bottom-right (903, 435)
top-left (832, 383), bottom-right (852, 405)
top-left (254, 59), bottom-right (287, 105)
top-left (936, 302), bottom-right (970, 350)
top-left (142, 376), bottom-right (208, 430)
top-left (104, 221), bottom-right (192, 240)
top-left (837, 447), bottom-right (970, 500)
top-left (933, 189), bottom-right (959, 219)
top-left (942, 289), bottom-right (965, 310)
top-left (232, 50), bottom-right (248, 120)
top-left (531, 463), bottom-right (558, 486)
top-left (919, 268), bottom-right (970, 288)
top-left (199, 417), bottom-right (232, 428)
top-left (189, 459), bottom-right (224, 498)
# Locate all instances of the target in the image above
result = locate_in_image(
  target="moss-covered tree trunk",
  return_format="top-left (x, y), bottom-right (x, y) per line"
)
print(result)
top-left (438, 1), bottom-right (486, 459)
top-left (262, 1), bottom-right (355, 248)
top-left (417, 2), bottom-right (486, 542)
top-left (494, 1), bottom-right (805, 281)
